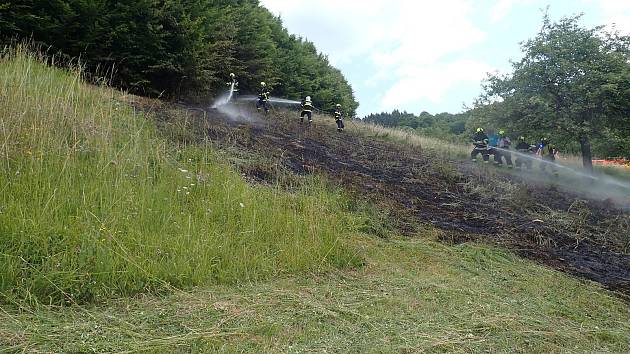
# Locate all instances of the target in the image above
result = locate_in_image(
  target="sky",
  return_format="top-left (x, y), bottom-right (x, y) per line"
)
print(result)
top-left (259, 0), bottom-right (630, 117)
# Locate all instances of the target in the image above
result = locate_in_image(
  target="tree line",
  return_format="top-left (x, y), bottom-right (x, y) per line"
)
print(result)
top-left (363, 110), bottom-right (468, 142)
top-left (475, 14), bottom-right (629, 171)
top-left (0, 0), bottom-right (358, 114)
top-left (366, 15), bottom-right (629, 167)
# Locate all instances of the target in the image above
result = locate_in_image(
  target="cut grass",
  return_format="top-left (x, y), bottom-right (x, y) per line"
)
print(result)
top-left (1, 233), bottom-right (629, 352)
top-left (0, 48), bottom-right (360, 305)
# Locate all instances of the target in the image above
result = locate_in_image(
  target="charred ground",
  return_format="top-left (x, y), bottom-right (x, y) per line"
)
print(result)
top-left (139, 99), bottom-right (630, 293)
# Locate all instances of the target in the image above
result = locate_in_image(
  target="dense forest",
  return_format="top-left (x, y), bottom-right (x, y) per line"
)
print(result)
top-left (0, 0), bottom-right (358, 114)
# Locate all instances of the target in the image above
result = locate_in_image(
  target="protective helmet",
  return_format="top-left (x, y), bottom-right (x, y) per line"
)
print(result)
top-left (305, 96), bottom-right (311, 101)
top-left (498, 130), bottom-right (505, 136)
top-left (336, 103), bottom-right (341, 108)
top-left (260, 81), bottom-right (266, 87)
top-left (541, 137), bottom-right (549, 143)
top-left (476, 127), bottom-right (484, 133)
top-left (519, 136), bottom-right (526, 141)
top-left (229, 72), bottom-right (235, 78)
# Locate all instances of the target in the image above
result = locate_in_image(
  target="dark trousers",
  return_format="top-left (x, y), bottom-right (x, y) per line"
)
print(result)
top-left (300, 111), bottom-right (312, 122)
top-left (471, 147), bottom-right (489, 161)
top-left (336, 119), bottom-right (344, 131)
top-left (494, 149), bottom-right (513, 166)
top-left (256, 99), bottom-right (269, 113)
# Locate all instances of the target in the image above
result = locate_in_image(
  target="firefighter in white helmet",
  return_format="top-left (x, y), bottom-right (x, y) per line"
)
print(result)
top-left (300, 96), bottom-right (314, 125)
top-left (334, 104), bottom-right (344, 132)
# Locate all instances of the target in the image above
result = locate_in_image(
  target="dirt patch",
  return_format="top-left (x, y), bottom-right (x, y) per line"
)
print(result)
top-left (139, 100), bottom-right (630, 292)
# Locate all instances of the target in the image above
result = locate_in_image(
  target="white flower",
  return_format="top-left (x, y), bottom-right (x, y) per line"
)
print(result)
top-left (239, 203), bottom-right (245, 208)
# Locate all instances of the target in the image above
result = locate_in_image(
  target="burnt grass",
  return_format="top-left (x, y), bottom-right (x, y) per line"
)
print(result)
top-left (141, 99), bottom-right (630, 293)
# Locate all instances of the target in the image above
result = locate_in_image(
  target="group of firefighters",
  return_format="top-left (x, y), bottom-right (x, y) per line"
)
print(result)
top-left (471, 127), bottom-right (559, 174)
top-left (227, 73), bottom-right (345, 132)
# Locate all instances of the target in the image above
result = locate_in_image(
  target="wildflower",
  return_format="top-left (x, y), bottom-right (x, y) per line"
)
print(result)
top-left (179, 168), bottom-right (189, 173)
top-left (239, 203), bottom-right (245, 208)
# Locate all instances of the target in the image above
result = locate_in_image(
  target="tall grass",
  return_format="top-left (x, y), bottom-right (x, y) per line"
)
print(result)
top-left (0, 48), bottom-right (359, 304)
top-left (352, 121), bottom-right (470, 159)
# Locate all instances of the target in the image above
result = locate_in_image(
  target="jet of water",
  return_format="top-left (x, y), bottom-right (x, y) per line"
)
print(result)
top-left (234, 95), bottom-right (301, 105)
top-left (491, 146), bottom-right (630, 204)
top-left (212, 82), bottom-right (235, 108)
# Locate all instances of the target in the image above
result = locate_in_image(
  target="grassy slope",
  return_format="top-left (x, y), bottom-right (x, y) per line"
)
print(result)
top-left (0, 50), bottom-right (359, 305)
top-left (3, 235), bottom-right (630, 352)
top-left (1, 52), bottom-right (630, 352)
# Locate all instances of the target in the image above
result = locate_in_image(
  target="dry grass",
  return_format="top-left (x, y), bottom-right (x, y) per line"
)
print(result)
top-left (2, 234), bottom-right (629, 352)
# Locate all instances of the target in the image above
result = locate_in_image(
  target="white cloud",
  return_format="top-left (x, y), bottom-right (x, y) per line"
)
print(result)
top-left (261, 0), bottom-right (491, 111)
top-left (583, 0), bottom-right (630, 33)
top-left (490, 0), bottom-right (534, 23)
top-left (381, 60), bottom-right (494, 108)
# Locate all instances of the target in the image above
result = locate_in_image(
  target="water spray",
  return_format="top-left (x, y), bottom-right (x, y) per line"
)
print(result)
top-left (490, 146), bottom-right (630, 204)
top-left (234, 95), bottom-right (301, 105)
top-left (211, 82), bottom-right (236, 108)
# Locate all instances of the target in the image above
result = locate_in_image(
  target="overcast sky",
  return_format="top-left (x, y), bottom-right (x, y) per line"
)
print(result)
top-left (260, 0), bottom-right (630, 116)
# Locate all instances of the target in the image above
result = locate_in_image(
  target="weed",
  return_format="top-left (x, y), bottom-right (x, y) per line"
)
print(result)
top-left (0, 48), bottom-right (360, 305)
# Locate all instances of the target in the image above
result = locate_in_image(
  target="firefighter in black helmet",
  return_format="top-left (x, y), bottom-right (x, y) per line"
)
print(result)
top-left (256, 82), bottom-right (270, 113)
top-left (515, 136), bottom-right (535, 170)
top-left (471, 128), bottom-right (490, 163)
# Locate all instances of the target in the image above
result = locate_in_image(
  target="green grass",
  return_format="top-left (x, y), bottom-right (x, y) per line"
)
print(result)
top-left (0, 49), bottom-right (360, 305)
top-left (2, 48), bottom-right (630, 353)
top-left (2, 234), bottom-right (629, 352)
top-left (352, 121), bottom-right (470, 160)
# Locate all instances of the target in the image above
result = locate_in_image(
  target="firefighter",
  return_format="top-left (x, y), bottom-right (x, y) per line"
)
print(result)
top-left (300, 96), bottom-right (314, 125)
top-left (334, 104), bottom-right (344, 132)
top-left (494, 130), bottom-right (513, 168)
top-left (471, 128), bottom-right (490, 163)
top-left (226, 72), bottom-right (238, 92)
top-left (256, 82), bottom-right (270, 113)
top-left (538, 137), bottom-right (558, 175)
top-left (514, 136), bottom-right (535, 170)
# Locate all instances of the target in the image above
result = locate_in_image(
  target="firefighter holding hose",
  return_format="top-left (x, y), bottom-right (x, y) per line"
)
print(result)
top-left (256, 81), bottom-right (270, 113)
top-left (300, 96), bottom-right (314, 125)
top-left (494, 130), bottom-right (513, 168)
top-left (538, 137), bottom-right (559, 176)
top-left (515, 136), bottom-right (535, 170)
top-left (471, 128), bottom-right (490, 163)
top-left (334, 104), bottom-right (344, 132)
top-left (226, 73), bottom-right (238, 91)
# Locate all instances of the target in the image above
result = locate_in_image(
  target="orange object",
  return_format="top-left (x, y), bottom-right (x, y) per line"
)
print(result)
top-left (593, 157), bottom-right (630, 168)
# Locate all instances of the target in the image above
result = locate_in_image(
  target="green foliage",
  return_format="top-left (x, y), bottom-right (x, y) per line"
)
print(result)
top-left (363, 110), bottom-right (468, 142)
top-left (0, 49), bottom-right (360, 305)
top-left (477, 14), bottom-right (630, 168)
top-left (0, 0), bottom-right (358, 114)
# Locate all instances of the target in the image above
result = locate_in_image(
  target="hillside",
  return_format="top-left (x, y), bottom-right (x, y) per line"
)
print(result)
top-left (140, 98), bottom-right (630, 292)
top-left (2, 53), bottom-right (630, 352)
